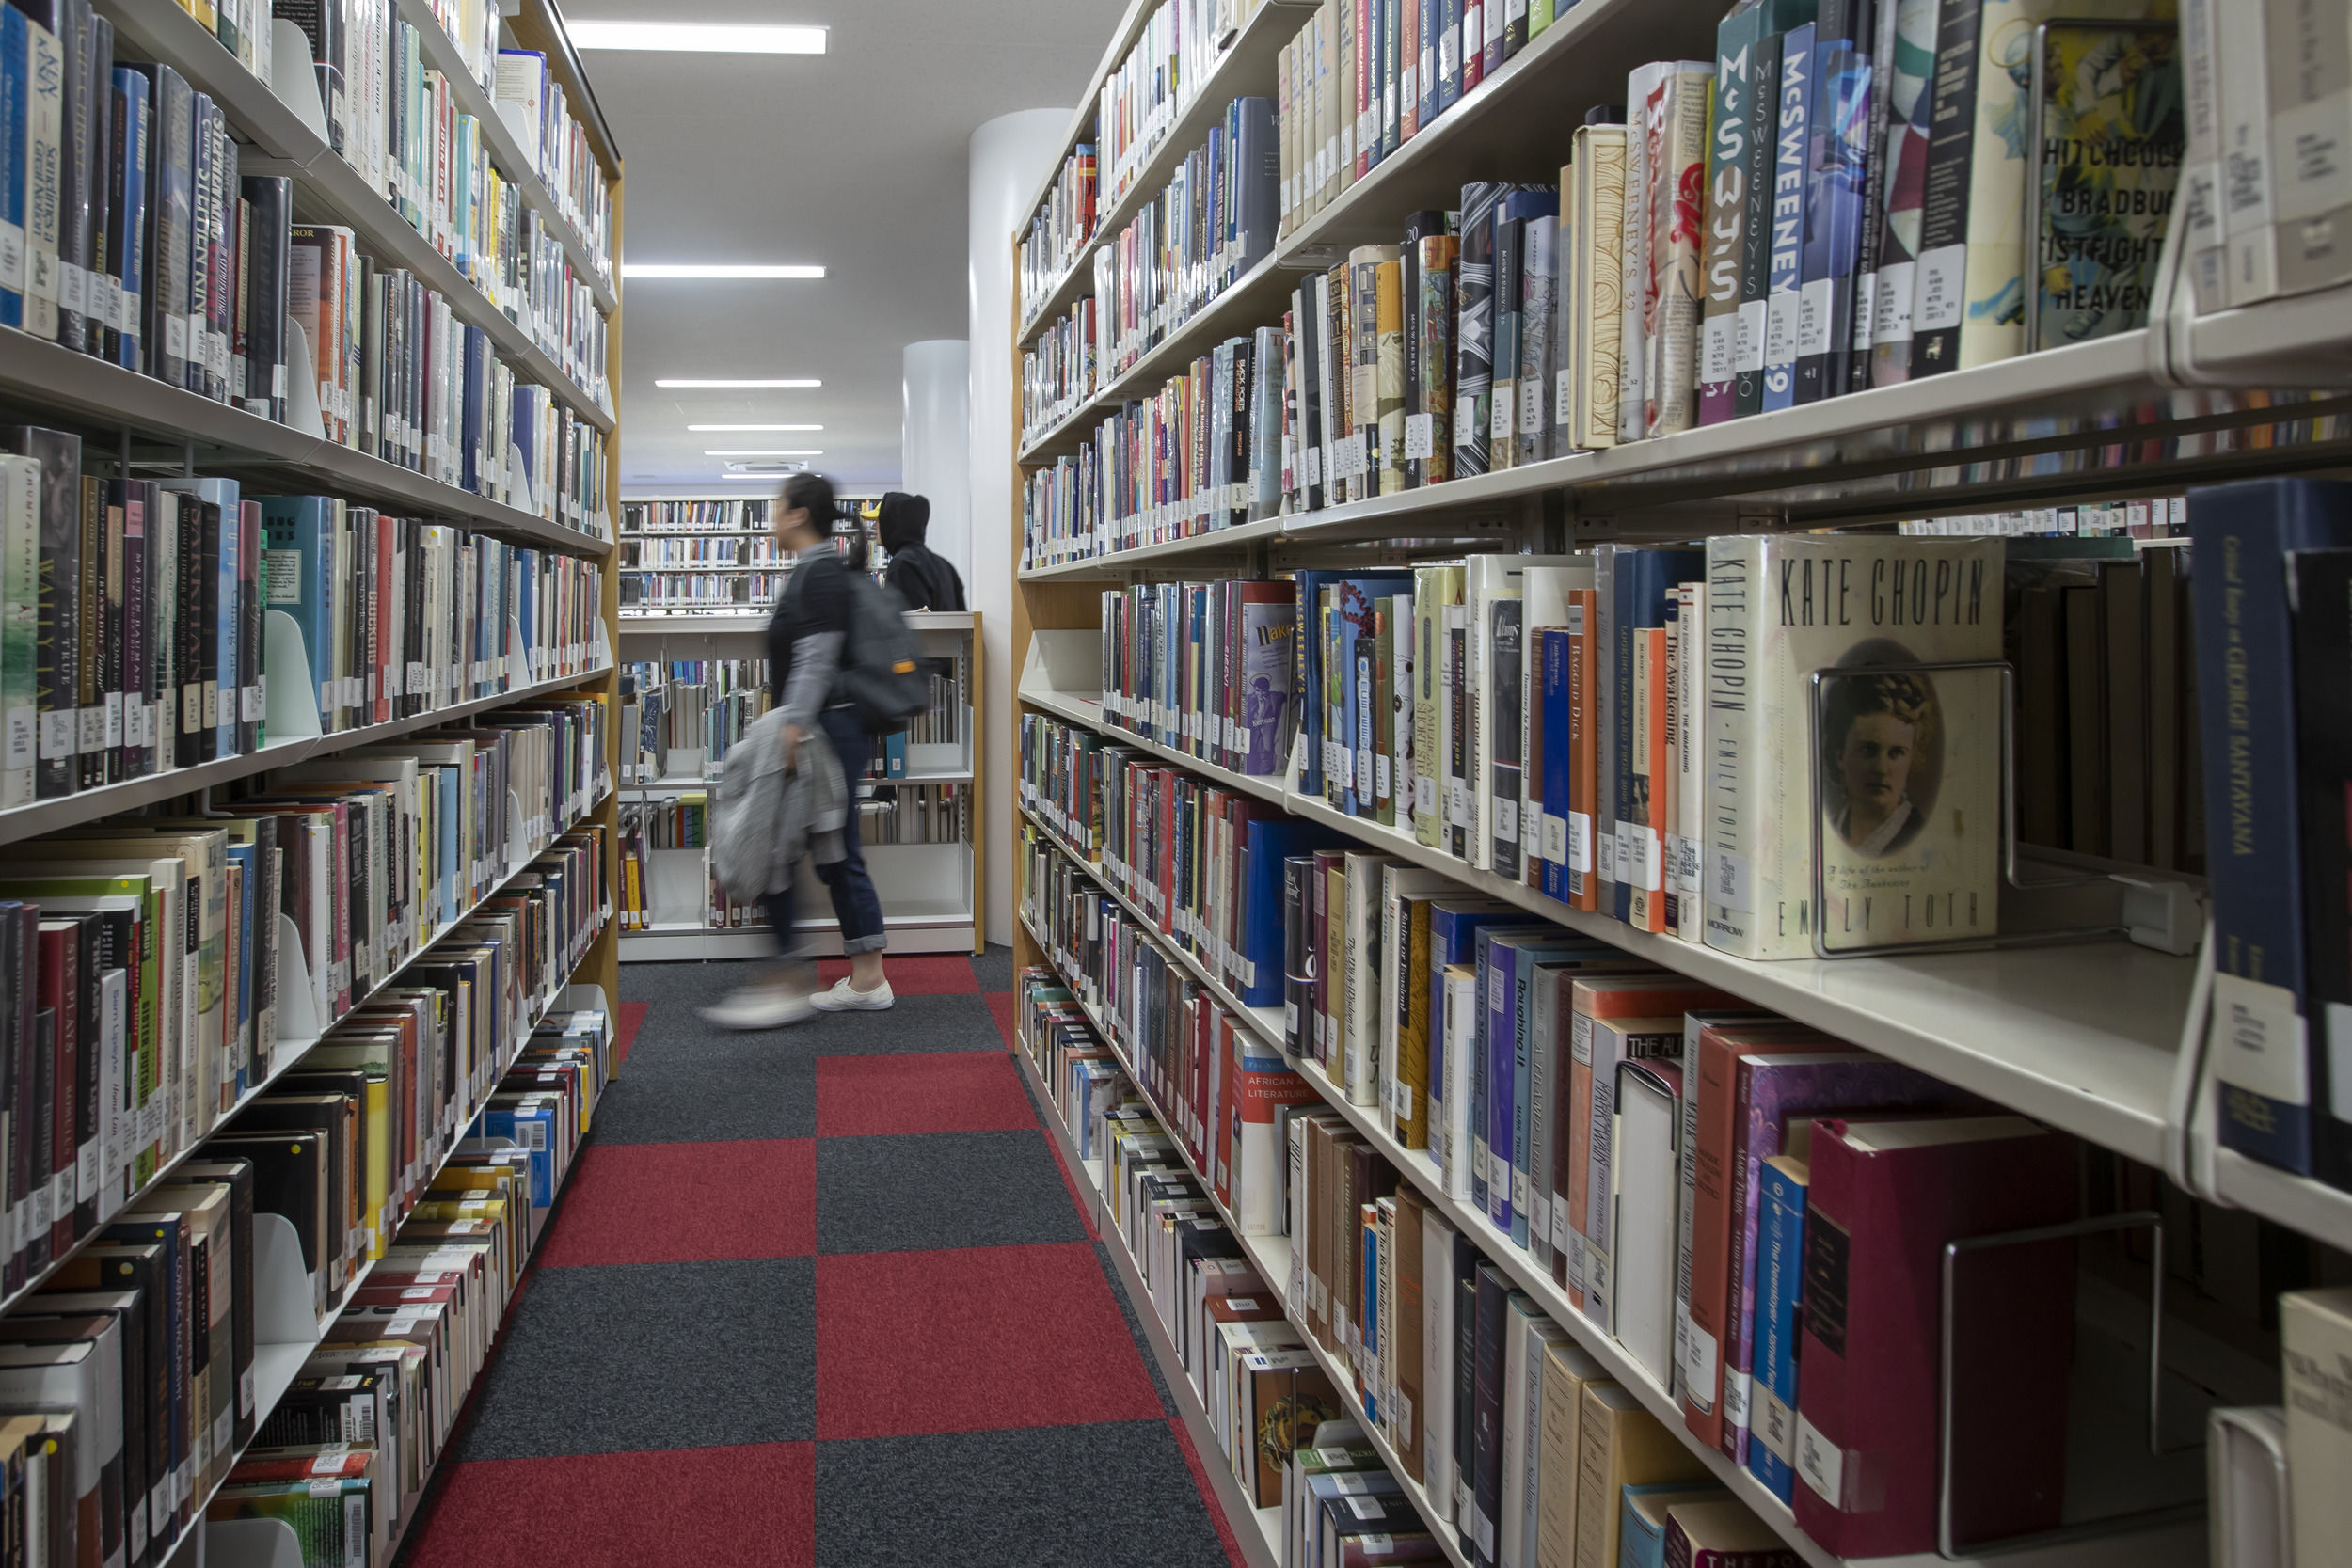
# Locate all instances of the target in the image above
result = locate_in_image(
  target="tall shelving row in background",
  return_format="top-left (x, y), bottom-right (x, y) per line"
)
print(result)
top-left (616, 497), bottom-right (983, 958)
top-left (1007, 1), bottom-right (2352, 1566)
top-left (0, 0), bottom-right (625, 1560)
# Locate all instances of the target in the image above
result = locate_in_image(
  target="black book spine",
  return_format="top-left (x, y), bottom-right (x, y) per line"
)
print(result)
top-left (175, 493), bottom-right (200, 768)
top-left (2292, 550), bottom-right (2352, 1185)
top-left (76, 475), bottom-right (101, 789)
top-left (233, 499), bottom-right (256, 752)
top-left (1470, 1259), bottom-right (1507, 1567)
top-left (1735, 33), bottom-right (1784, 420)
top-left (114, 481), bottom-right (145, 779)
top-left (2, 426), bottom-right (80, 799)
top-left (240, 177), bottom-right (289, 422)
top-left (101, 28), bottom-right (129, 367)
top-left (184, 93), bottom-right (212, 396)
top-left (1453, 182), bottom-right (1499, 480)
top-left (207, 120), bottom-right (234, 404)
top-left (28, 987), bottom-right (55, 1274)
top-left (101, 481), bottom-right (123, 784)
top-left (197, 499), bottom-right (220, 763)
top-left (0, 906), bottom-right (21, 1296)
top-left (55, 0), bottom-right (90, 352)
top-left (1452, 1257), bottom-right (1477, 1540)
top-left (1845, 0), bottom-right (1893, 395)
top-left (1908, 0), bottom-right (1981, 376)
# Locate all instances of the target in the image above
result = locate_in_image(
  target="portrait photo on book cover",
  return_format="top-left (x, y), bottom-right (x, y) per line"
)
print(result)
top-left (1818, 644), bottom-right (1945, 860)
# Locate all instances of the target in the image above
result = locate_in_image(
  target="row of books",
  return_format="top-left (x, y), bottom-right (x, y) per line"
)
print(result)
top-left (616, 571), bottom-right (788, 610)
top-left (1017, 145), bottom-right (1098, 331)
top-left (1019, 298), bottom-right (1097, 443)
top-left (0, 4), bottom-right (613, 431)
top-left (1016, 823), bottom-right (2092, 1560)
top-left (620, 536), bottom-right (791, 569)
top-left (487, 48), bottom-right (615, 287)
top-left (0, 430), bottom-right (608, 808)
top-left (618, 499), bottom-right (769, 535)
top-left (0, 710), bottom-right (610, 1280)
top-left (1093, 0), bottom-right (1253, 230)
top-left (0, 993), bottom-right (605, 1568)
top-left (1014, 870), bottom-right (1838, 1568)
top-left (1016, 968), bottom-right (1407, 1535)
top-left (1073, 531), bottom-right (2212, 969)
top-left (857, 785), bottom-right (969, 847)
top-left (1084, 95), bottom-right (1278, 395)
top-left (1901, 498), bottom-right (2188, 537)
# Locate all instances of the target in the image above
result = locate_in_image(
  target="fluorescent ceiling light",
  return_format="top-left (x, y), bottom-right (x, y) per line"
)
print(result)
top-left (623, 263), bottom-right (825, 280)
top-left (657, 378), bottom-right (822, 388)
top-left (706, 449), bottom-right (823, 456)
top-left (689, 423), bottom-right (823, 431)
top-left (568, 22), bottom-right (827, 53)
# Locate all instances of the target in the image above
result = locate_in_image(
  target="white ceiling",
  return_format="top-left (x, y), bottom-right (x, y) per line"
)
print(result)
top-left (562, 0), bottom-right (1118, 497)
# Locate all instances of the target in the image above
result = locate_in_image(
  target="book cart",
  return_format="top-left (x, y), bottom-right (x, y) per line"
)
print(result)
top-left (0, 0), bottom-right (625, 1560)
top-left (618, 498), bottom-right (983, 958)
top-left (1004, 1), bottom-right (2352, 1564)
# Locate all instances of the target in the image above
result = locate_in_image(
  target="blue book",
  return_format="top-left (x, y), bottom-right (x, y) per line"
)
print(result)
top-left (1536, 628), bottom-right (1574, 903)
top-left (1294, 570), bottom-right (1412, 799)
top-left (1749, 1151), bottom-right (1809, 1502)
top-left (1794, 8), bottom-right (1869, 404)
top-left (1618, 1483), bottom-right (1723, 1568)
top-left (0, 7), bottom-right (26, 328)
top-left (1239, 816), bottom-right (1327, 1007)
top-left (461, 324), bottom-right (486, 494)
top-left (1610, 548), bottom-right (1703, 924)
top-left (1426, 898), bottom-right (1519, 1183)
top-left (1763, 21), bottom-right (1813, 413)
top-left (1437, 0), bottom-right (1464, 111)
top-left (2190, 478), bottom-right (2352, 1175)
top-left (1485, 928), bottom-right (1580, 1242)
top-left (223, 838), bottom-right (254, 1095)
top-left (1416, 0), bottom-right (1441, 128)
top-left (257, 495), bottom-right (334, 723)
top-left (110, 66), bottom-right (148, 371)
top-left (479, 1101), bottom-right (556, 1205)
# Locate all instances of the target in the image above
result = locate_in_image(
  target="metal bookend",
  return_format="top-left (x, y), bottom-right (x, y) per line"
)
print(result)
top-left (1805, 659), bottom-right (2203, 960)
top-left (1936, 1210), bottom-right (2201, 1559)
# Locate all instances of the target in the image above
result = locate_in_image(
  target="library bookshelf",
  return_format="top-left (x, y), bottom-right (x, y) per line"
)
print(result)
top-left (615, 500), bottom-right (985, 958)
top-left (1004, 0), bottom-right (2352, 1562)
top-left (0, 0), bottom-right (626, 1560)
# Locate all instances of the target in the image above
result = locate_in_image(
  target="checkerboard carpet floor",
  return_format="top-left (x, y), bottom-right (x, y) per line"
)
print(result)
top-left (397, 949), bottom-right (1244, 1568)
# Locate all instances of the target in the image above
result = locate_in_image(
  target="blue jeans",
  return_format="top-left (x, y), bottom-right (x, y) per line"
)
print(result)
top-left (762, 706), bottom-right (888, 957)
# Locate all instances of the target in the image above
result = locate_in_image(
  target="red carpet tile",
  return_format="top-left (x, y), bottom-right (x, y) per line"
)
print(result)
top-left (537, 1139), bottom-right (816, 1267)
top-left (814, 953), bottom-right (977, 994)
top-left (614, 1003), bottom-right (647, 1067)
top-left (1165, 1416), bottom-right (1249, 1568)
top-left (985, 991), bottom-right (1017, 1051)
top-left (814, 1052), bottom-right (1036, 1138)
top-left (406, 1442), bottom-right (814, 1568)
top-left (815, 1242), bottom-right (1162, 1439)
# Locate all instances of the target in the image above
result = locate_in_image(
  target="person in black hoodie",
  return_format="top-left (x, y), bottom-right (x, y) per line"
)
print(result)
top-left (878, 492), bottom-right (965, 611)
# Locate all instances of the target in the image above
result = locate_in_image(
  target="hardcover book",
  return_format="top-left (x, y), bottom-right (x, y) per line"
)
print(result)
top-left (1701, 534), bottom-right (2003, 959)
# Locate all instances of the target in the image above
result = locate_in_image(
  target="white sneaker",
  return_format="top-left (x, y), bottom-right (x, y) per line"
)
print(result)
top-left (810, 975), bottom-right (895, 1012)
top-left (699, 984), bottom-right (818, 1030)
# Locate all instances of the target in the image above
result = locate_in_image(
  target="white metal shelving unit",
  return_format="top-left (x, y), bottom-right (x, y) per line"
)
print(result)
top-left (1003, 0), bottom-right (2352, 1560)
top-left (614, 502), bottom-right (985, 958)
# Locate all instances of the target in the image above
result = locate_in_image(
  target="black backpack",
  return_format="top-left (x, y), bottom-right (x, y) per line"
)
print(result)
top-left (787, 552), bottom-right (928, 733)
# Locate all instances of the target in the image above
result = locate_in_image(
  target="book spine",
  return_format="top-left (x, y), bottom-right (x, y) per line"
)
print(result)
top-left (23, 12), bottom-right (59, 342)
top-left (1702, 536), bottom-right (1767, 958)
top-left (1846, 0), bottom-right (1896, 394)
top-left (2177, 0), bottom-right (2227, 313)
top-left (1866, 0), bottom-right (1934, 387)
top-left (1701, 8), bottom-right (1764, 426)
top-left (1763, 25), bottom-right (1812, 410)
top-left (1906, 0), bottom-right (1978, 375)
top-left (2192, 480), bottom-right (2352, 1174)
top-left (1748, 1159), bottom-right (1806, 1503)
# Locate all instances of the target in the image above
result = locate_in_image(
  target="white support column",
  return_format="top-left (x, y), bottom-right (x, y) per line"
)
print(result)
top-left (900, 339), bottom-right (973, 582)
top-left (968, 107), bottom-right (1071, 949)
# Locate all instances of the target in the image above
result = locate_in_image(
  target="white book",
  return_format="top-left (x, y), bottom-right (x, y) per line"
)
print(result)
top-left (1498, 1295), bottom-right (1541, 1568)
top-left (1440, 967), bottom-right (1480, 1199)
top-left (2179, 0), bottom-right (2228, 312)
top-left (1611, 1059), bottom-right (1684, 1386)
top-left (2219, 0), bottom-right (2278, 306)
top-left (2284, 1291), bottom-right (2352, 1568)
top-left (1421, 1211), bottom-right (1462, 1523)
top-left (2265, 0), bottom-right (2352, 297)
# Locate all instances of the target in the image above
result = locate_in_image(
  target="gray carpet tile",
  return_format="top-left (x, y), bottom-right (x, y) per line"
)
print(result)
top-left (1095, 1238), bottom-right (1182, 1419)
top-left (967, 943), bottom-right (1013, 992)
top-left (625, 989), bottom-right (1009, 1063)
top-left (454, 1257), bottom-right (817, 1459)
top-left (814, 1419), bottom-right (1232, 1568)
top-left (816, 1130), bottom-right (1088, 1255)
top-left (588, 1035), bottom-right (818, 1143)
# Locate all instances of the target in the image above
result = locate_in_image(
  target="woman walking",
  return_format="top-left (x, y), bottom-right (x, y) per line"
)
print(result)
top-left (702, 472), bottom-right (895, 1027)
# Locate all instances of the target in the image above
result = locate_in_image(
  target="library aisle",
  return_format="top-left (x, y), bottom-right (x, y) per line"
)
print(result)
top-left (400, 952), bottom-right (1244, 1568)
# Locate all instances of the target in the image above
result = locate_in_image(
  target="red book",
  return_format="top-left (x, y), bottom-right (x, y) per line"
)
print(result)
top-left (35, 918), bottom-right (78, 1259)
top-left (1681, 1025), bottom-right (1829, 1446)
top-left (1792, 1115), bottom-right (2077, 1556)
